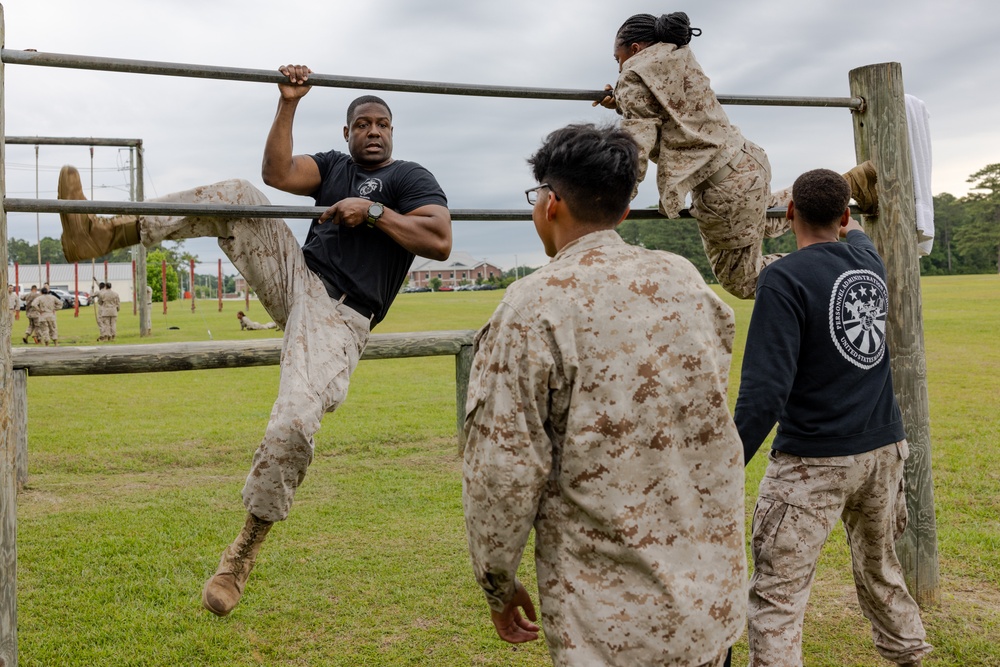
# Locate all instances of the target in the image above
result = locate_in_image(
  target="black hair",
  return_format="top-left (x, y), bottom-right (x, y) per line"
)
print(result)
top-left (616, 12), bottom-right (701, 48)
top-left (346, 95), bottom-right (392, 125)
top-left (106, 282), bottom-right (112, 289)
top-left (528, 123), bottom-right (639, 225)
top-left (791, 169), bottom-right (852, 227)
top-left (99, 282), bottom-right (106, 289)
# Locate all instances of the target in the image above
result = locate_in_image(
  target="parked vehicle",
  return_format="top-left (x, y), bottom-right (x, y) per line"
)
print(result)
top-left (402, 286), bottom-right (431, 293)
top-left (48, 288), bottom-right (91, 308)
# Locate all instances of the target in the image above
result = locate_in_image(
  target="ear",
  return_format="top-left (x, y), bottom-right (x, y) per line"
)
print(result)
top-left (343, 126), bottom-right (349, 142)
top-left (786, 200), bottom-right (796, 222)
top-left (614, 206), bottom-right (631, 228)
top-left (838, 207), bottom-right (852, 227)
top-left (545, 191), bottom-right (559, 221)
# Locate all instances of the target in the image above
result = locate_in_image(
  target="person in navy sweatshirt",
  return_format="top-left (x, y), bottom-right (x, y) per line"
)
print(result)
top-left (735, 168), bottom-right (931, 667)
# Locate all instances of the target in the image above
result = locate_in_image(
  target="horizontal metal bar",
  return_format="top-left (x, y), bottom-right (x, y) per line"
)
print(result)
top-left (4, 198), bottom-right (791, 220)
top-left (1, 49), bottom-right (863, 109)
top-left (5, 136), bottom-right (142, 147)
top-left (7, 198), bottom-right (328, 219)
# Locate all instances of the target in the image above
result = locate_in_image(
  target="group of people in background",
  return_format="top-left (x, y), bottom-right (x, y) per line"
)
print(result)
top-left (17, 283), bottom-right (62, 346)
top-left (11, 280), bottom-right (120, 345)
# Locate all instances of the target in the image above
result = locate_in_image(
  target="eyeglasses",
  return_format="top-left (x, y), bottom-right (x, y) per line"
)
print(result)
top-left (525, 183), bottom-right (559, 205)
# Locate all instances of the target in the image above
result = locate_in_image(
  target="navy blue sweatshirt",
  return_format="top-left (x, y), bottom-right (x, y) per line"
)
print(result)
top-left (734, 230), bottom-right (906, 463)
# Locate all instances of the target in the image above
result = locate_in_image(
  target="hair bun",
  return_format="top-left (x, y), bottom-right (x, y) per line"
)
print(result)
top-left (655, 12), bottom-right (697, 46)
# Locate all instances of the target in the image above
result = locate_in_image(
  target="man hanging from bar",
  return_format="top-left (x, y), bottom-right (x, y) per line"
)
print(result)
top-left (56, 63), bottom-right (452, 617)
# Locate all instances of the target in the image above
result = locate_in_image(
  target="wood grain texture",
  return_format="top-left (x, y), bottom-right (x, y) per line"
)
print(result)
top-left (849, 62), bottom-right (940, 606)
top-left (11, 372), bottom-right (24, 493)
top-left (11, 331), bottom-right (477, 376)
top-left (0, 6), bottom-right (20, 664)
top-left (455, 343), bottom-right (474, 455)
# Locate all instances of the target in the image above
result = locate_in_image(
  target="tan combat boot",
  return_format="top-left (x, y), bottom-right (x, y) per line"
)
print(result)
top-left (57, 165), bottom-right (141, 262)
top-left (843, 160), bottom-right (879, 215)
top-left (202, 513), bottom-right (273, 617)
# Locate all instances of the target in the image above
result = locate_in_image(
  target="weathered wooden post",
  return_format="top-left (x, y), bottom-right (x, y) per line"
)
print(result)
top-left (0, 6), bottom-right (19, 664)
top-left (12, 372), bottom-right (24, 492)
top-left (455, 342), bottom-right (474, 453)
top-left (849, 62), bottom-right (940, 606)
top-left (135, 143), bottom-right (151, 336)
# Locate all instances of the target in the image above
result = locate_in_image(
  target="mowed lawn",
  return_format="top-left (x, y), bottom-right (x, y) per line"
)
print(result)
top-left (11, 274), bottom-right (1000, 666)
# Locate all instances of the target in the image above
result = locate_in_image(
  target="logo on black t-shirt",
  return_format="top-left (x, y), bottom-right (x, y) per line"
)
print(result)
top-left (829, 269), bottom-right (888, 369)
top-left (358, 178), bottom-right (383, 197)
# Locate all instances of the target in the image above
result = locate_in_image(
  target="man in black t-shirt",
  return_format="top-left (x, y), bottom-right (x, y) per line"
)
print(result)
top-left (735, 169), bottom-right (930, 666)
top-left (56, 64), bottom-right (452, 618)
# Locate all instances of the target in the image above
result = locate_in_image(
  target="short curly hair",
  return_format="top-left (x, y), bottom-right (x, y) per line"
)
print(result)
top-left (791, 169), bottom-right (851, 227)
top-left (527, 123), bottom-right (639, 225)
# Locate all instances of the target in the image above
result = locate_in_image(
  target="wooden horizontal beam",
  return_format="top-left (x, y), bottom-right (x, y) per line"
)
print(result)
top-left (12, 330), bottom-right (477, 377)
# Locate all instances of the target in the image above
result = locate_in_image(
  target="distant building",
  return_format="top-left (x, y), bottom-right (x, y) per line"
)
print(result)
top-left (407, 251), bottom-right (503, 288)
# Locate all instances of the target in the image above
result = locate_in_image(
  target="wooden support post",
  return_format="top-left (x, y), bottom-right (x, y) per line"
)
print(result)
top-left (12, 372), bottom-right (25, 492)
top-left (849, 62), bottom-right (939, 606)
top-left (135, 145), bottom-right (151, 336)
top-left (455, 342), bottom-right (474, 454)
top-left (161, 261), bottom-right (167, 315)
top-left (0, 6), bottom-right (19, 664)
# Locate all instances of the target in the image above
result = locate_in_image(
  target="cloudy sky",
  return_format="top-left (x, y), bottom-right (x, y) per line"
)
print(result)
top-left (3, 0), bottom-right (998, 275)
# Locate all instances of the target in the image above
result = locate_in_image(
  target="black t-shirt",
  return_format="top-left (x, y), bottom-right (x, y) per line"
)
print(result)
top-left (303, 150), bottom-right (447, 326)
top-left (734, 230), bottom-right (906, 462)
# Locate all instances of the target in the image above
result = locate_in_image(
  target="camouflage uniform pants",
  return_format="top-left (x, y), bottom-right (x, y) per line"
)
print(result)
top-left (36, 315), bottom-right (57, 344)
top-left (748, 442), bottom-right (932, 666)
top-left (24, 314), bottom-right (38, 339)
top-left (97, 315), bottom-right (115, 340)
top-left (138, 179), bottom-right (371, 522)
top-left (690, 140), bottom-right (792, 300)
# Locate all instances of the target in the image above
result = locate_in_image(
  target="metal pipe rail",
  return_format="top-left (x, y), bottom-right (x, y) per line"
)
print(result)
top-left (5, 135), bottom-right (142, 147)
top-left (1, 48), bottom-right (864, 109)
top-left (4, 197), bottom-right (792, 220)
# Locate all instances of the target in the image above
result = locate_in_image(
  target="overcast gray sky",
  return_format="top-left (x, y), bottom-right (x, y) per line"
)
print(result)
top-left (4, 0), bottom-right (998, 275)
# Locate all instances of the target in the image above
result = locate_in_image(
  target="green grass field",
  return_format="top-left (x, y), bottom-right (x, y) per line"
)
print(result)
top-left (11, 275), bottom-right (1000, 666)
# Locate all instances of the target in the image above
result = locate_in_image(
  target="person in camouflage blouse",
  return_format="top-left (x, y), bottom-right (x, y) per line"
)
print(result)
top-left (463, 123), bottom-right (746, 667)
top-left (596, 12), bottom-right (879, 300)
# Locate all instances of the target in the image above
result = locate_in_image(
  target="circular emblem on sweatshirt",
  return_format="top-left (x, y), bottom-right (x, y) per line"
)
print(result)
top-left (829, 269), bottom-right (888, 369)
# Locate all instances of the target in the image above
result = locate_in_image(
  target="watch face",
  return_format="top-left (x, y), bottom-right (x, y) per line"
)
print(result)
top-left (366, 202), bottom-right (384, 226)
